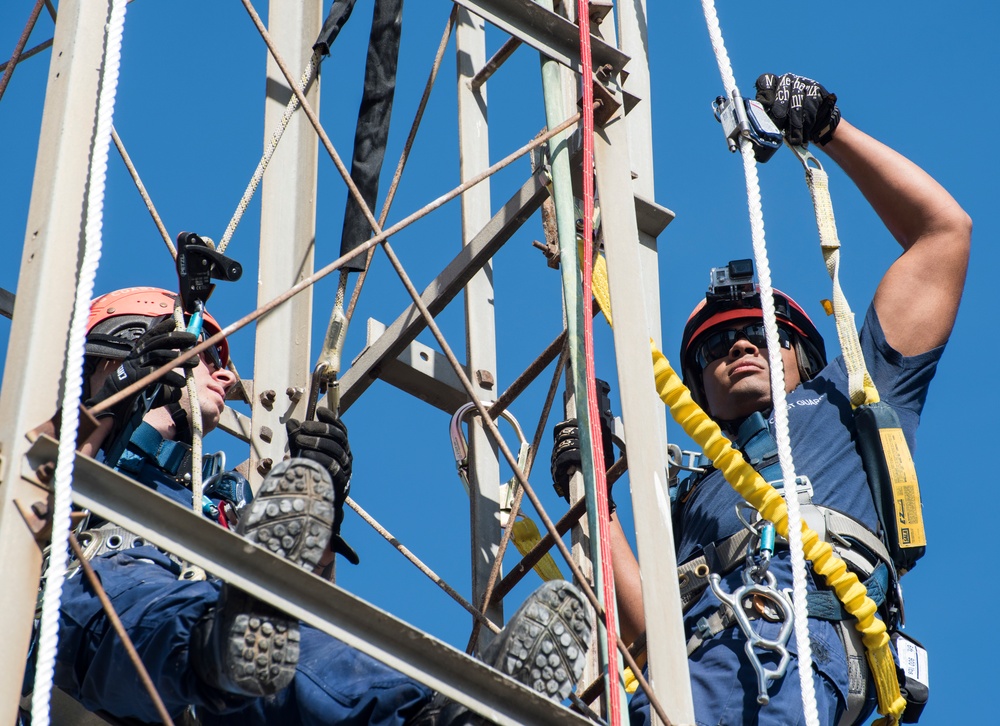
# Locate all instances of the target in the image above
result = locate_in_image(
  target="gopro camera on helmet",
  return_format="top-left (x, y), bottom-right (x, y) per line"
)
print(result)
top-left (708, 258), bottom-right (756, 302)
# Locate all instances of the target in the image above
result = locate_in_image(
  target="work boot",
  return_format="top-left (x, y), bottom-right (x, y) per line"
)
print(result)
top-left (408, 580), bottom-right (592, 725)
top-left (191, 458), bottom-right (336, 697)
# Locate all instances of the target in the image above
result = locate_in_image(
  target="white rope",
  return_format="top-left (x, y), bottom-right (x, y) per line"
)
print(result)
top-left (217, 52), bottom-right (319, 254)
top-left (173, 303), bottom-right (206, 512)
top-left (699, 2), bottom-right (819, 722)
top-left (31, 1), bottom-right (127, 723)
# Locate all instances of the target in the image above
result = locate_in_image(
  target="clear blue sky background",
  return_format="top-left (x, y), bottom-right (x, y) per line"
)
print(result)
top-left (1, 2), bottom-right (995, 723)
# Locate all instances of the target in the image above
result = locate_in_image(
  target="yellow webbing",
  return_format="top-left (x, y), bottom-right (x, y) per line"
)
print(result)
top-left (791, 145), bottom-right (879, 408)
top-left (591, 258), bottom-right (905, 725)
top-left (511, 515), bottom-right (564, 582)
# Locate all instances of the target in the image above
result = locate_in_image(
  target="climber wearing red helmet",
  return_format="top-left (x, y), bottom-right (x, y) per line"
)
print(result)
top-left (679, 267), bottom-right (827, 422)
top-left (617, 74), bottom-right (971, 726)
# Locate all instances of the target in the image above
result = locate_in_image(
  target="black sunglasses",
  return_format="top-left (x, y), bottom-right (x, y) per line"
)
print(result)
top-left (695, 323), bottom-right (792, 367)
top-left (198, 333), bottom-right (225, 372)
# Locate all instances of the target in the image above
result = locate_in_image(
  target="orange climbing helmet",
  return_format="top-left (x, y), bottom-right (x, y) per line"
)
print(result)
top-left (85, 286), bottom-right (229, 366)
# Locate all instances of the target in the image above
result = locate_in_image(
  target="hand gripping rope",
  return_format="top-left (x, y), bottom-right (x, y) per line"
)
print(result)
top-left (31, 2), bottom-right (128, 724)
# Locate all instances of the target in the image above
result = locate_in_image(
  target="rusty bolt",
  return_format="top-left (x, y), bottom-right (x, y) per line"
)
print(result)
top-left (259, 426), bottom-right (273, 443)
top-left (259, 389), bottom-right (277, 410)
top-left (257, 458), bottom-right (273, 476)
top-left (475, 369), bottom-right (495, 390)
top-left (286, 386), bottom-right (304, 402)
top-left (35, 462), bottom-right (55, 484)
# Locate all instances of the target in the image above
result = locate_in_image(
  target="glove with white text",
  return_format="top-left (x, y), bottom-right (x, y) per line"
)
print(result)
top-left (84, 318), bottom-right (198, 424)
top-left (755, 73), bottom-right (840, 146)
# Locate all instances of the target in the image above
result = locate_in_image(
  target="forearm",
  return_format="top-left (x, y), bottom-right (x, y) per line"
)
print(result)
top-left (820, 119), bottom-right (970, 354)
top-left (80, 417), bottom-right (115, 459)
top-left (610, 511), bottom-right (645, 647)
top-left (820, 120), bottom-right (970, 253)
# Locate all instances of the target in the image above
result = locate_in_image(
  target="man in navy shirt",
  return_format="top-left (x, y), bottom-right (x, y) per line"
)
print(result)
top-left (618, 74), bottom-right (971, 725)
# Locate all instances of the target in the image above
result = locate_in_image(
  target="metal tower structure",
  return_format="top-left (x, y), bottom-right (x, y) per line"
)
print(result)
top-left (0, 1), bottom-right (696, 723)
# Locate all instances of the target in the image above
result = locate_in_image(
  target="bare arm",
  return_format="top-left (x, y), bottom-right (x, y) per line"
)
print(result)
top-left (610, 511), bottom-right (645, 647)
top-left (820, 120), bottom-right (971, 355)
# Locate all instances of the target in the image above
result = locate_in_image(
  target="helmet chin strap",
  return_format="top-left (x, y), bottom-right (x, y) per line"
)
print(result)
top-left (168, 401), bottom-right (193, 444)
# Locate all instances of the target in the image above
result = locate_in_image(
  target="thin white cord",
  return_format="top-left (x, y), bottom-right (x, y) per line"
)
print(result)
top-left (31, 1), bottom-right (127, 723)
top-left (217, 52), bottom-right (319, 254)
top-left (700, 1), bottom-right (819, 722)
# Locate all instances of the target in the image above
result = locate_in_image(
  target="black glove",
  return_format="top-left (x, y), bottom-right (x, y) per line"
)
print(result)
top-left (286, 407), bottom-right (358, 565)
top-left (84, 318), bottom-right (198, 423)
top-left (550, 417), bottom-right (616, 511)
top-left (755, 73), bottom-right (840, 146)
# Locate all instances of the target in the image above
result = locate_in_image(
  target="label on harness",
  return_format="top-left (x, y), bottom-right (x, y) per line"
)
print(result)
top-left (879, 427), bottom-right (926, 549)
top-left (896, 635), bottom-right (929, 688)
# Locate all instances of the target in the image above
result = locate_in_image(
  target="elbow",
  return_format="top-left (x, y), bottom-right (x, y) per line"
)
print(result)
top-left (929, 201), bottom-right (972, 262)
top-left (948, 206), bottom-right (973, 264)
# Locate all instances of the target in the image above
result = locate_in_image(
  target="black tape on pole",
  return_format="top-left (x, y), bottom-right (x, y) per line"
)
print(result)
top-left (314, 0), bottom-right (360, 56)
top-left (338, 0), bottom-right (404, 270)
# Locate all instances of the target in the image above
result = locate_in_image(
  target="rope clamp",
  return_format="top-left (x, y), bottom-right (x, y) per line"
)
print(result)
top-left (712, 90), bottom-right (782, 162)
top-left (175, 232), bottom-right (242, 314)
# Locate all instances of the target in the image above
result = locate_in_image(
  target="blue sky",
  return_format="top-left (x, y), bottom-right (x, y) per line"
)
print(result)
top-left (1, 1), bottom-right (995, 723)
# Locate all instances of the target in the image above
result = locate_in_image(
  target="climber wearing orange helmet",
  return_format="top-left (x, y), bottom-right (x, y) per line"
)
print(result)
top-left (81, 286), bottom-right (233, 461)
top-left (22, 285), bottom-right (592, 726)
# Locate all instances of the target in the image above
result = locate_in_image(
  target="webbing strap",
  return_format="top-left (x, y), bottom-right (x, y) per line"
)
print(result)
top-left (124, 422), bottom-right (190, 476)
top-left (789, 144), bottom-right (879, 408)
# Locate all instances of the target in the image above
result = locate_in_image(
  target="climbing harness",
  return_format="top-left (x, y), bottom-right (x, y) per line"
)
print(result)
top-left (675, 411), bottom-right (898, 719)
top-left (449, 402), bottom-right (563, 582)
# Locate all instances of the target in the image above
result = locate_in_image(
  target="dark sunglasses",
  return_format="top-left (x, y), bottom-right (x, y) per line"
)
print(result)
top-left (695, 323), bottom-right (792, 367)
top-left (198, 333), bottom-right (225, 372)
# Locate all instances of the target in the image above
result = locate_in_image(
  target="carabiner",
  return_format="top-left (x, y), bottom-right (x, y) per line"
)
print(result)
top-left (449, 402), bottom-right (528, 495)
top-left (709, 569), bottom-right (794, 705)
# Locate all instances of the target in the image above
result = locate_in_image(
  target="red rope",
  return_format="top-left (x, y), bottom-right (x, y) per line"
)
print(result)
top-left (575, 4), bottom-right (622, 724)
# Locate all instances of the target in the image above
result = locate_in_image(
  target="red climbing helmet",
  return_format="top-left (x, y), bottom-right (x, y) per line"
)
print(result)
top-left (85, 286), bottom-right (229, 366)
top-left (679, 260), bottom-right (826, 407)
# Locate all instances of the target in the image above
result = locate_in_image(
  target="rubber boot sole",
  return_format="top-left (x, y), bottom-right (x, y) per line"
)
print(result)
top-left (484, 580), bottom-right (592, 701)
top-left (200, 458), bottom-right (335, 697)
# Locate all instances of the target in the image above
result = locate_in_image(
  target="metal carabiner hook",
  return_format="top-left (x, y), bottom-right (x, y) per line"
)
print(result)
top-left (709, 570), bottom-right (794, 705)
top-left (449, 402), bottom-right (528, 496)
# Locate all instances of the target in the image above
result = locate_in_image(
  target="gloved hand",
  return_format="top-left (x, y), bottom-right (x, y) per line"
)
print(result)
top-left (550, 417), bottom-right (616, 512)
top-left (286, 407), bottom-right (358, 565)
top-left (84, 318), bottom-right (198, 423)
top-left (755, 73), bottom-right (841, 146)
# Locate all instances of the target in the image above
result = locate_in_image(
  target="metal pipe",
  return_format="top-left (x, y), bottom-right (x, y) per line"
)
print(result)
top-left (469, 37), bottom-right (521, 90)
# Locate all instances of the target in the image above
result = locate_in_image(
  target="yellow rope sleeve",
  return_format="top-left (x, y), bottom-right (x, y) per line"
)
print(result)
top-left (590, 256), bottom-right (905, 723)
